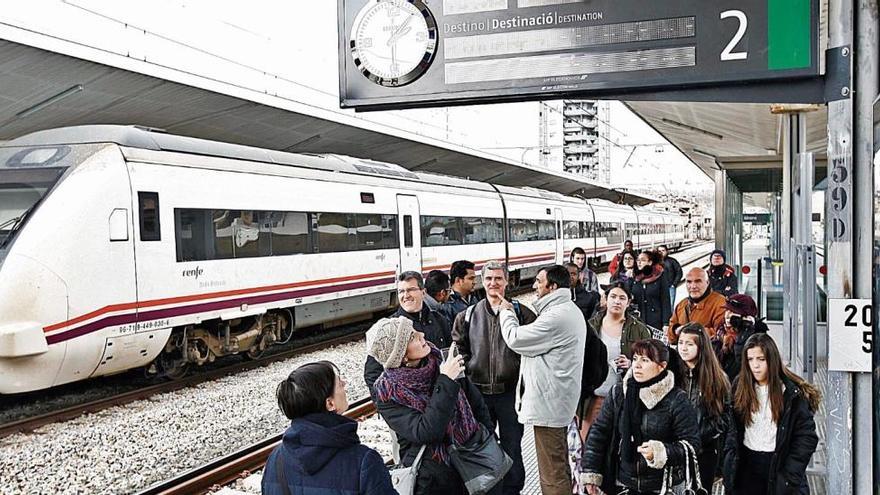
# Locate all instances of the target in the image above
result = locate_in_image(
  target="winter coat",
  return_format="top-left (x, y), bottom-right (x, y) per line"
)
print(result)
top-left (683, 368), bottom-right (729, 448)
top-left (709, 264), bottom-right (739, 297)
top-left (722, 376), bottom-right (820, 495)
top-left (667, 289), bottom-right (727, 345)
top-left (572, 284), bottom-right (600, 322)
top-left (375, 373), bottom-right (493, 494)
top-left (587, 310), bottom-right (652, 363)
top-left (364, 305), bottom-right (452, 394)
top-left (581, 370), bottom-right (701, 494)
top-left (499, 288), bottom-right (587, 427)
top-left (631, 265), bottom-right (671, 331)
top-left (713, 318), bottom-right (770, 381)
top-left (451, 298), bottom-right (537, 395)
top-left (663, 256), bottom-right (684, 287)
top-left (262, 412), bottom-right (395, 495)
top-left (440, 290), bottom-right (480, 325)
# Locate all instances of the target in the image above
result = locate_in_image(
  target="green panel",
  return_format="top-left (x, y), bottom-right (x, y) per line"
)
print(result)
top-left (768, 0), bottom-right (812, 70)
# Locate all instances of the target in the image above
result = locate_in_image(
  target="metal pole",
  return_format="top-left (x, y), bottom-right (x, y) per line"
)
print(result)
top-left (757, 258), bottom-right (763, 318)
top-left (783, 113), bottom-right (807, 363)
top-left (825, 0), bottom-right (855, 492)
top-left (853, 0), bottom-right (878, 491)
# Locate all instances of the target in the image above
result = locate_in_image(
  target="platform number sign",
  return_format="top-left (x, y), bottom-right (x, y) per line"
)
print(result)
top-left (828, 298), bottom-right (872, 372)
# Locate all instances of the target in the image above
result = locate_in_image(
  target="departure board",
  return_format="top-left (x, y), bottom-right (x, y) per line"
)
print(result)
top-left (338, 0), bottom-right (820, 110)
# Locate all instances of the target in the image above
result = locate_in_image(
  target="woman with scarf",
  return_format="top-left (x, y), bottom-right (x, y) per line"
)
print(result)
top-left (631, 250), bottom-right (671, 332)
top-left (581, 339), bottom-right (700, 495)
top-left (369, 316), bottom-right (495, 494)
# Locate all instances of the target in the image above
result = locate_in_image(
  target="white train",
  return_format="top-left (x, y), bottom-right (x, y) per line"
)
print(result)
top-left (0, 126), bottom-right (694, 393)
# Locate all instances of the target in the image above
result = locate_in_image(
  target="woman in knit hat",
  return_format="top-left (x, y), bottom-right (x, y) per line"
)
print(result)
top-left (708, 249), bottom-right (739, 297)
top-left (368, 317), bottom-right (495, 494)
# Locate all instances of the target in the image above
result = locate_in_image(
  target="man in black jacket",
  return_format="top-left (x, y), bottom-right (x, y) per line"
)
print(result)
top-left (452, 260), bottom-right (536, 495)
top-left (363, 271), bottom-right (452, 394)
top-left (658, 245), bottom-right (684, 308)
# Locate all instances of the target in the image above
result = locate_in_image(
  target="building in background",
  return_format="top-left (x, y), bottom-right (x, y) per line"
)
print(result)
top-left (561, 100), bottom-right (610, 183)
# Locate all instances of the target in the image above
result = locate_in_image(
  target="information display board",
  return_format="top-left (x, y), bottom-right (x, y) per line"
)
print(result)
top-left (338, 0), bottom-right (820, 110)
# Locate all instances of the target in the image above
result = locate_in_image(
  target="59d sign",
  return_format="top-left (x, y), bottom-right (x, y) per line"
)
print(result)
top-left (828, 298), bottom-right (873, 372)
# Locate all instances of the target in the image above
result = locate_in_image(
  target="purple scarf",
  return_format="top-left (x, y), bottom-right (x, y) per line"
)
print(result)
top-left (374, 345), bottom-right (479, 464)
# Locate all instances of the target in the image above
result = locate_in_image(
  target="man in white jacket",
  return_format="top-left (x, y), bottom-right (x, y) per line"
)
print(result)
top-left (499, 265), bottom-right (586, 495)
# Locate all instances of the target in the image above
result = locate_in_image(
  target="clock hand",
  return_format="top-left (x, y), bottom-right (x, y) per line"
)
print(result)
top-left (387, 14), bottom-right (413, 46)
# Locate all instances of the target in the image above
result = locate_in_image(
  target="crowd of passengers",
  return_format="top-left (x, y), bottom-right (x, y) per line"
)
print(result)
top-left (261, 245), bottom-right (820, 495)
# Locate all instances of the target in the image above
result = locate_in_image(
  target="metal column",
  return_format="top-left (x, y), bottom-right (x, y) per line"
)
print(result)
top-left (782, 113), bottom-right (807, 363)
top-left (853, 0), bottom-right (878, 490)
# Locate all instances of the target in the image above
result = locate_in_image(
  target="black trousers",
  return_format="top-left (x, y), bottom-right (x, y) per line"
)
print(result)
top-left (698, 438), bottom-right (721, 491)
top-left (734, 448), bottom-right (773, 495)
top-left (483, 390), bottom-right (525, 495)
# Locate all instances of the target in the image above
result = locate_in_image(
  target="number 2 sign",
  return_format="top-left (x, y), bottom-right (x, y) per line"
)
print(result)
top-left (828, 298), bottom-right (873, 372)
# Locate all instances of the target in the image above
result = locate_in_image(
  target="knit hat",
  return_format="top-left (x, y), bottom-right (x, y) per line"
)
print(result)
top-left (724, 294), bottom-right (757, 317)
top-left (368, 317), bottom-right (415, 369)
top-left (710, 249), bottom-right (726, 262)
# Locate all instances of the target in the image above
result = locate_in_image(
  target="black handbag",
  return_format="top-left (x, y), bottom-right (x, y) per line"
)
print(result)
top-left (448, 425), bottom-right (513, 495)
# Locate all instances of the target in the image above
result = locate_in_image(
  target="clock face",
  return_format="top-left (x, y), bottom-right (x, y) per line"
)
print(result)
top-left (350, 0), bottom-right (437, 87)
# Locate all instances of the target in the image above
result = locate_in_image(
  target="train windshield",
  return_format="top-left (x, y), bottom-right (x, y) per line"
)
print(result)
top-left (0, 144), bottom-right (106, 256)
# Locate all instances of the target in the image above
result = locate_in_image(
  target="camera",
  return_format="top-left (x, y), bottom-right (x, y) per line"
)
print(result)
top-left (729, 315), bottom-right (753, 331)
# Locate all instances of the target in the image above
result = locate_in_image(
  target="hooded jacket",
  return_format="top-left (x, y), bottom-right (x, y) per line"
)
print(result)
top-left (262, 412), bottom-right (395, 495)
top-left (709, 264), bottom-right (738, 297)
top-left (722, 375), bottom-right (820, 495)
top-left (580, 370), bottom-right (701, 494)
top-left (499, 288), bottom-right (586, 427)
top-left (631, 264), bottom-right (671, 331)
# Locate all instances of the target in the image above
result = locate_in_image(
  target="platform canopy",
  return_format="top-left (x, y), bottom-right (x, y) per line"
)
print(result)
top-left (0, 40), bottom-right (655, 206)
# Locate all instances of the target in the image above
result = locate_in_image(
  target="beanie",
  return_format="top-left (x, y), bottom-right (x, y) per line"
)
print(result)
top-left (710, 249), bottom-right (726, 262)
top-left (368, 317), bottom-right (415, 369)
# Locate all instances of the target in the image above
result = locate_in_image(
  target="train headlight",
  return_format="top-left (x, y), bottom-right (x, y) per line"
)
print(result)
top-left (0, 321), bottom-right (48, 357)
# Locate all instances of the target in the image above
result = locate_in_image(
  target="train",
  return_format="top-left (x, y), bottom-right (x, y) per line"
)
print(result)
top-left (0, 125), bottom-right (697, 393)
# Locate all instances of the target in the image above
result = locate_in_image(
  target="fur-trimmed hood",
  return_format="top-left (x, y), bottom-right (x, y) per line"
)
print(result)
top-left (622, 368), bottom-right (675, 409)
top-left (635, 264), bottom-right (664, 284)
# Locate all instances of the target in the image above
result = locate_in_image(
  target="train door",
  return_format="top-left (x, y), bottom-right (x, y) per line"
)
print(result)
top-left (554, 208), bottom-right (564, 263)
top-left (396, 195), bottom-right (422, 275)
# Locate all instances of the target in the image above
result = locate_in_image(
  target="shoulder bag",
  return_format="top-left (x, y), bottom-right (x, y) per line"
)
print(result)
top-left (389, 445), bottom-right (427, 495)
top-left (448, 425), bottom-right (513, 495)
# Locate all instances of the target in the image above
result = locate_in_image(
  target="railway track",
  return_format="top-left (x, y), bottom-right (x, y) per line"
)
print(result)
top-left (136, 398), bottom-right (377, 495)
top-left (0, 331), bottom-right (366, 440)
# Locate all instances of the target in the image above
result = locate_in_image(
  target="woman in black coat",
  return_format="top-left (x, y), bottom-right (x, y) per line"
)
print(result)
top-left (581, 339), bottom-right (700, 495)
top-left (631, 250), bottom-right (671, 331)
top-left (722, 333), bottom-right (820, 495)
top-left (368, 317), bottom-right (495, 495)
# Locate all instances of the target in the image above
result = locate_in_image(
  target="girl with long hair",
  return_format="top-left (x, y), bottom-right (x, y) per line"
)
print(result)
top-left (722, 333), bottom-right (820, 495)
top-left (631, 250), bottom-right (671, 332)
top-left (677, 322), bottom-right (731, 491)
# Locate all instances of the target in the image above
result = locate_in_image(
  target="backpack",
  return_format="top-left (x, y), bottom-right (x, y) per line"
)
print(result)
top-left (576, 324), bottom-right (608, 429)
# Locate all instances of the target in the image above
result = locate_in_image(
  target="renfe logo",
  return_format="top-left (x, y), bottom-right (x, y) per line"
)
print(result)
top-left (182, 266), bottom-right (203, 279)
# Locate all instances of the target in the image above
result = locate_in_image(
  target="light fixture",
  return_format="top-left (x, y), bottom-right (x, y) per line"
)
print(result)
top-left (16, 84), bottom-right (84, 119)
top-left (660, 118), bottom-right (724, 140)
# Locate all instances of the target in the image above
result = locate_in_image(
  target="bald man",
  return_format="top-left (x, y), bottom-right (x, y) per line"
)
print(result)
top-left (666, 267), bottom-right (728, 344)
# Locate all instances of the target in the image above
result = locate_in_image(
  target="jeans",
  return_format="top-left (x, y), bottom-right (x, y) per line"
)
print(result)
top-left (483, 390), bottom-right (525, 495)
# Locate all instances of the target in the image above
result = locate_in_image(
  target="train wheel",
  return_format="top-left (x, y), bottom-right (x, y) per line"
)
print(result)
top-left (155, 347), bottom-right (189, 380)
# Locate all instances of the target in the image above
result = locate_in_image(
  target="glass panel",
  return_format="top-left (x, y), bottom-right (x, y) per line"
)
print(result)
top-left (354, 213), bottom-right (389, 250)
top-left (138, 192), bottom-right (161, 242)
top-left (422, 216), bottom-right (462, 246)
top-left (212, 210), bottom-right (235, 259)
top-left (315, 212), bottom-right (354, 253)
top-left (269, 211), bottom-right (310, 255)
top-left (462, 217), bottom-right (503, 244)
top-left (537, 220), bottom-right (556, 240)
top-left (563, 220), bottom-right (579, 239)
top-left (175, 209), bottom-right (213, 262)
top-left (403, 215), bottom-right (413, 248)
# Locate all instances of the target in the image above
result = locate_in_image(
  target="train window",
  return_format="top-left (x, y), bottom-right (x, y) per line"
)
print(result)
top-left (508, 218), bottom-right (537, 242)
top-left (421, 216), bottom-right (462, 246)
top-left (403, 215), bottom-right (413, 247)
top-left (138, 192), bottom-right (161, 242)
top-left (269, 211), bottom-right (309, 256)
top-left (462, 217), bottom-right (503, 244)
top-left (353, 213), bottom-right (398, 250)
top-left (537, 220), bottom-right (556, 241)
top-left (229, 211), bottom-right (271, 258)
top-left (315, 212), bottom-right (354, 253)
top-left (563, 221), bottom-right (580, 239)
top-left (212, 210), bottom-right (236, 259)
top-left (583, 222), bottom-right (593, 238)
top-left (174, 209), bottom-right (212, 262)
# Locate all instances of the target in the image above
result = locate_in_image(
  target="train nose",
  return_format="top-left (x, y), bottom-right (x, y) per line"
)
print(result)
top-left (0, 253), bottom-right (68, 393)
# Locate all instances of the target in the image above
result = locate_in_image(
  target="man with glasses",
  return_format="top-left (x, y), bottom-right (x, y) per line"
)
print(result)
top-left (363, 271), bottom-right (452, 395)
top-left (666, 267), bottom-right (727, 345)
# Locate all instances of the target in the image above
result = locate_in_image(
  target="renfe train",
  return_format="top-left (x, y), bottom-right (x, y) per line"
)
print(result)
top-left (0, 126), bottom-right (694, 393)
